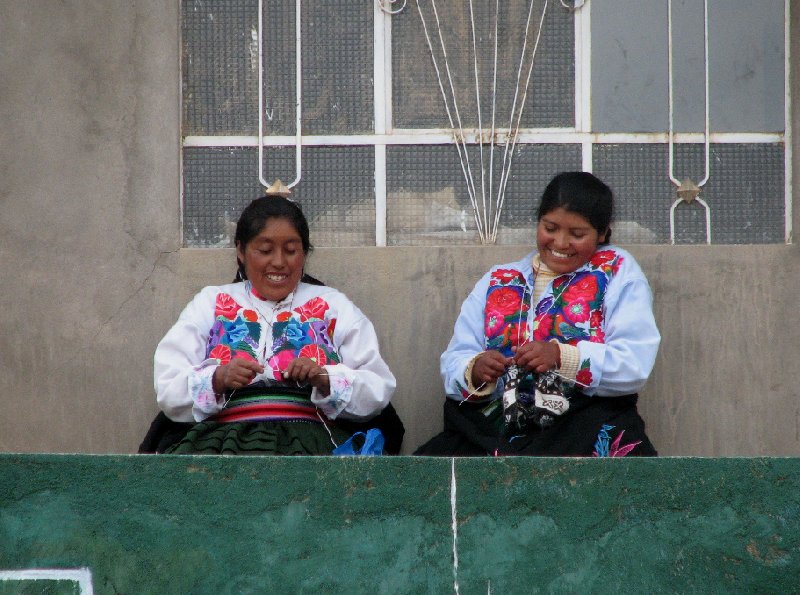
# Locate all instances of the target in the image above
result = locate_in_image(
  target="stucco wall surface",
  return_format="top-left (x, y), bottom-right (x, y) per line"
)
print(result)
top-left (1, 454), bottom-right (799, 593)
top-left (0, 2), bottom-right (798, 456)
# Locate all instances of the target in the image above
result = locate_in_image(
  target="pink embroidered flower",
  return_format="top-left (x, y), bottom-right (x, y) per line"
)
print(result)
top-left (215, 293), bottom-right (241, 320)
top-left (491, 268), bottom-right (525, 286)
top-left (563, 297), bottom-right (591, 324)
top-left (233, 350), bottom-right (257, 363)
top-left (209, 344), bottom-right (232, 364)
top-left (295, 297), bottom-right (329, 322)
top-left (242, 309), bottom-right (258, 322)
top-left (299, 344), bottom-right (328, 365)
top-left (485, 310), bottom-right (506, 338)
top-left (607, 431), bottom-right (641, 457)
top-left (486, 287), bottom-right (523, 317)
top-left (267, 349), bottom-right (296, 380)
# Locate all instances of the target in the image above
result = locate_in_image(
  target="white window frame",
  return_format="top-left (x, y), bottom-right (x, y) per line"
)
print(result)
top-left (182, 0), bottom-right (792, 245)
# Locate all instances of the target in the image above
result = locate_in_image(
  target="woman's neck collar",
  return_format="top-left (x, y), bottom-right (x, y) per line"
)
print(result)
top-left (246, 281), bottom-right (294, 306)
top-left (532, 254), bottom-right (557, 277)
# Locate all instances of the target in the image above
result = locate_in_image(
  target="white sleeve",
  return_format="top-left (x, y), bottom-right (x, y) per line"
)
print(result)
top-left (154, 288), bottom-right (223, 422)
top-left (439, 272), bottom-right (495, 401)
top-left (311, 306), bottom-right (396, 421)
top-left (576, 276), bottom-right (661, 396)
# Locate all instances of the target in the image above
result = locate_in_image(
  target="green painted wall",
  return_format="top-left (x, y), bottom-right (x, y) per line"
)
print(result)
top-left (1, 455), bottom-right (798, 593)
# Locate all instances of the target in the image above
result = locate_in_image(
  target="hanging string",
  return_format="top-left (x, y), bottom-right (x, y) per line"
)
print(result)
top-left (469, 0), bottom-right (489, 239)
top-left (487, 0), bottom-right (500, 242)
top-left (491, 0), bottom-right (549, 243)
top-left (416, 0), bottom-right (485, 241)
top-left (416, 0), bottom-right (549, 244)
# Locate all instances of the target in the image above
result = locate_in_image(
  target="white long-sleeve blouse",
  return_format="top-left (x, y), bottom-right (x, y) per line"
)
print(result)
top-left (441, 246), bottom-right (660, 401)
top-left (155, 281), bottom-right (396, 423)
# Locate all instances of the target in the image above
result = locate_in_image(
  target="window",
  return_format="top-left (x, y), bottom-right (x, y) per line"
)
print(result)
top-left (181, 0), bottom-right (789, 246)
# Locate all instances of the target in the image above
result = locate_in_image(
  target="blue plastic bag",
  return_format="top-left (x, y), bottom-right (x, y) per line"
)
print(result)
top-left (333, 428), bottom-right (385, 456)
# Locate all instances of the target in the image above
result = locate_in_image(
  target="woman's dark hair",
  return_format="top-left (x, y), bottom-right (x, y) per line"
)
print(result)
top-left (234, 195), bottom-right (321, 283)
top-left (537, 171), bottom-right (614, 244)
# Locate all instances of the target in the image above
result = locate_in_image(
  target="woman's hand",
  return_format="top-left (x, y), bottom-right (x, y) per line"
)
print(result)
top-left (471, 351), bottom-right (513, 386)
top-left (283, 357), bottom-right (331, 397)
top-left (212, 358), bottom-right (264, 392)
top-left (513, 341), bottom-right (560, 374)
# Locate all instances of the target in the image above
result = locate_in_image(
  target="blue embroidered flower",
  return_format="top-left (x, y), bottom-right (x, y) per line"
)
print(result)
top-left (222, 319), bottom-right (251, 344)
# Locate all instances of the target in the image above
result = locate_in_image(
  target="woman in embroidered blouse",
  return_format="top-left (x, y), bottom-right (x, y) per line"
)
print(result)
top-left (154, 193), bottom-right (396, 454)
top-left (416, 171), bottom-right (660, 457)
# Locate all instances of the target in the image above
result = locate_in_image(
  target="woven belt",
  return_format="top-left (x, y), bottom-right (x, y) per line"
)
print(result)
top-left (211, 385), bottom-right (321, 424)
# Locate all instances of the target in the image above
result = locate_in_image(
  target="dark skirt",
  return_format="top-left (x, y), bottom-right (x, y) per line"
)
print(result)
top-left (163, 384), bottom-right (350, 455)
top-left (165, 419), bottom-right (351, 455)
top-left (139, 385), bottom-right (406, 455)
top-left (414, 393), bottom-right (657, 457)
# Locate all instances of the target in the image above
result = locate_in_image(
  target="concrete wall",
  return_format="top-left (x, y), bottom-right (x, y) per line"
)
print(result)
top-left (0, 2), bottom-right (798, 456)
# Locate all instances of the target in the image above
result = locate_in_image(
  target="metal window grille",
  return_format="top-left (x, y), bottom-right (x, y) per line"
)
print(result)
top-left (181, 0), bottom-right (790, 247)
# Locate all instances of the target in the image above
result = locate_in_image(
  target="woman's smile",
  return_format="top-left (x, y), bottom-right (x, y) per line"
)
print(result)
top-left (237, 217), bottom-right (306, 301)
top-left (536, 207), bottom-right (606, 274)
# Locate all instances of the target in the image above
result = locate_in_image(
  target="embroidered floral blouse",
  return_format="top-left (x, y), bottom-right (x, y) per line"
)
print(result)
top-left (155, 281), bottom-right (396, 423)
top-left (441, 246), bottom-right (660, 401)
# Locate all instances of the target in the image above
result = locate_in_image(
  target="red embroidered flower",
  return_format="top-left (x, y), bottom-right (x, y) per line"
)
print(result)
top-left (209, 344), bottom-right (232, 364)
top-left (215, 293), bottom-right (241, 321)
top-left (552, 276), bottom-right (570, 291)
top-left (327, 318), bottom-right (337, 340)
top-left (576, 368), bottom-right (593, 386)
top-left (299, 344), bottom-right (328, 365)
top-left (276, 311), bottom-right (292, 323)
top-left (501, 323), bottom-right (528, 348)
top-left (295, 297), bottom-right (330, 322)
top-left (533, 313), bottom-right (553, 341)
top-left (491, 268), bottom-right (525, 286)
top-left (563, 297), bottom-right (591, 324)
top-left (590, 310), bottom-right (603, 328)
top-left (486, 286), bottom-right (523, 317)
top-left (589, 328), bottom-right (605, 343)
top-left (563, 275), bottom-right (599, 305)
top-left (242, 309), bottom-right (258, 322)
top-left (590, 250), bottom-right (616, 268)
top-left (485, 310), bottom-right (505, 338)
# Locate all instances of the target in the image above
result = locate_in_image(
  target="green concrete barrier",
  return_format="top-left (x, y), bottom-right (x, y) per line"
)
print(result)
top-left (1, 455), bottom-right (798, 593)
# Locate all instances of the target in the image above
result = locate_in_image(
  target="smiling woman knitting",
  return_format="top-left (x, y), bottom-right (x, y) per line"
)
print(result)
top-left (416, 172), bottom-right (660, 457)
top-left (153, 190), bottom-right (397, 455)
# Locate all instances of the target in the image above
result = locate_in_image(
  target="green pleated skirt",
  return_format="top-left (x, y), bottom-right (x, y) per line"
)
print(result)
top-left (166, 419), bottom-right (352, 455)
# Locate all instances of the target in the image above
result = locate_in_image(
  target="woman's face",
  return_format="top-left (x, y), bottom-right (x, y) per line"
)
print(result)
top-left (536, 207), bottom-right (606, 274)
top-left (237, 217), bottom-right (306, 302)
